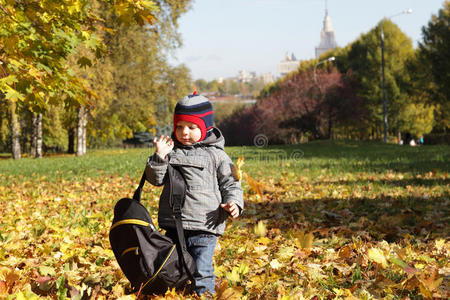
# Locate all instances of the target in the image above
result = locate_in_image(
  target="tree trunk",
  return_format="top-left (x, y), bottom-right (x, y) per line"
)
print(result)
top-left (82, 108), bottom-right (87, 155)
top-left (10, 102), bottom-right (21, 159)
top-left (31, 113), bottom-right (37, 157)
top-left (77, 106), bottom-right (84, 156)
top-left (68, 127), bottom-right (75, 154)
top-left (36, 113), bottom-right (42, 158)
top-left (31, 112), bottom-right (43, 158)
top-left (77, 106), bottom-right (88, 156)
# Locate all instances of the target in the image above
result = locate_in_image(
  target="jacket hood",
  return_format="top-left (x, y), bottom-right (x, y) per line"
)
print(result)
top-left (172, 127), bottom-right (225, 150)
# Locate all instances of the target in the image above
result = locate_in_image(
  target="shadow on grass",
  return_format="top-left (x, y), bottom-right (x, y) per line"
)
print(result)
top-left (229, 142), bottom-right (450, 173)
top-left (360, 162), bottom-right (450, 174)
top-left (241, 193), bottom-right (449, 242)
top-left (320, 177), bottom-right (450, 187)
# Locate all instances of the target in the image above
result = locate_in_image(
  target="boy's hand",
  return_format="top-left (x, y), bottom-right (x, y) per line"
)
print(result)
top-left (153, 135), bottom-right (174, 159)
top-left (221, 201), bottom-right (240, 218)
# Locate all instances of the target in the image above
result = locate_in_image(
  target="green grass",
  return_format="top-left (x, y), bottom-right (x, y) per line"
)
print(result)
top-left (0, 141), bottom-right (448, 183)
top-left (0, 148), bottom-right (150, 183)
top-left (233, 141), bottom-right (449, 175)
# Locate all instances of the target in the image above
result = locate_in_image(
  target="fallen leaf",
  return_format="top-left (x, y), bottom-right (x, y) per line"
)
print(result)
top-left (0, 281), bottom-right (7, 294)
top-left (233, 157), bottom-right (244, 181)
top-left (244, 172), bottom-right (264, 199)
top-left (270, 259), bottom-right (282, 270)
top-left (368, 248), bottom-right (388, 268)
top-left (254, 221), bottom-right (267, 237)
top-left (296, 231), bottom-right (314, 249)
top-left (216, 280), bottom-right (243, 300)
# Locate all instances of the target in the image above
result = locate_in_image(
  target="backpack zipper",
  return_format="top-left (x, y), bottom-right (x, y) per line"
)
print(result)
top-left (141, 245), bottom-right (177, 289)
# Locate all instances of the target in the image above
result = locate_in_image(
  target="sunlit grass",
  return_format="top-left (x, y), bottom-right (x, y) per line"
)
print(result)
top-left (1, 141), bottom-right (448, 182)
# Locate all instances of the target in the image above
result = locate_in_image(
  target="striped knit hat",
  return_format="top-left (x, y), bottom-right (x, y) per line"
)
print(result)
top-left (173, 92), bottom-right (214, 141)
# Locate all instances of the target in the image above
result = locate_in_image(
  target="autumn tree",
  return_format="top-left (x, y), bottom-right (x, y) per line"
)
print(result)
top-left (335, 20), bottom-right (414, 140)
top-left (220, 64), bottom-right (361, 145)
top-left (417, 0), bottom-right (450, 132)
top-left (70, 0), bottom-right (192, 149)
top-left (0, 0), bottom-right (158, 158)
top-left (222, 22), bottom-right (417, 144)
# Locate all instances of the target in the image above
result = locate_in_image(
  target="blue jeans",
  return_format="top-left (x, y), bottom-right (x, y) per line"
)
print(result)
top-left (166, 230), bottom-right (218, 296)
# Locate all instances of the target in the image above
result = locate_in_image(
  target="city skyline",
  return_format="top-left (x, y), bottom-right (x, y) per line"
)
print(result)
top-left (170, 0), bottom-right (446, 81)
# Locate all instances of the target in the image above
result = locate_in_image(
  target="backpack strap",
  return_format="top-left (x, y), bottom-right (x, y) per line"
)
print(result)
top-left (167, 164), bottom-right (195, 281)
top-left (132, 167), bottom-right (195, 281)
top-left (132, 172), bottom-right (146, 202)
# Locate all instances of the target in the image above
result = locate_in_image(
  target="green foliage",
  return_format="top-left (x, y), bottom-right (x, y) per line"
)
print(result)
top-left (398, 102), bottom-right (434, 137)
top-left (0, 0), bottom-right (158, 109)
top-left (0, 101), bottom-right (8, 150)
top-left (254, 17), bottom-right (444, 141)
top-left (195, 77), bottom-right (265, 97)
top-left (418, 0), bottom-right (450, 131)
top-left (70, 1), bottom-right (192, 148)
top-left (42, 105), bottom-right (68, 151)
top-left (194, 78), bottom-right (208, 91)
top-left (419, 0), bottom-right (450, 103)
top-left (213, 101), bottom-right (245, 126)
top-left (342, 21), bottom-right (414, 133)
top-left (0, 0), bottom-right (192, 152)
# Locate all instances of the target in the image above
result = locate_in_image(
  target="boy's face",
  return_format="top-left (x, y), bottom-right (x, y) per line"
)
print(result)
top-left (175, 120), bottom-right (202, 145)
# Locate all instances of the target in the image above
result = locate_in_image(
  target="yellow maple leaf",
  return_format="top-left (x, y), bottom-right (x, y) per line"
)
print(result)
top-left (254, 220), bottom-right (267, 237)
top-left (225, 268), bottom-right (240, 284)
top-left (257, 236), bottom-right (271, 245)
top-left (216, 280), bottom-right (244, 300)
top-left (418, 268), bottom-right (443, 297)
top-left (368, 248), bottom-right (388, 268)
top-left (434, 239), bottom-right (445, 251)
top-left (295, 231), bottom-right (314, 249)
top-left (277, 246), bottom-right (295, 261)
top-left (15, 292), bottom-right (26, 300)
top-left (244, 172), bottom-right (264, 199)
top-left (248, 275), bottom-right (266, 289)
top-left (270, 259), bottom-right (282, 270)
top-left (234, 156), bottom-right (244, 181)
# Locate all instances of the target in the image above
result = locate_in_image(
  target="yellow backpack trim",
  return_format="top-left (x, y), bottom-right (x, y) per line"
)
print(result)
top-left (121, 247), bottom-right (138, 256)
top-left (111, 219), bottom-right (150, 231)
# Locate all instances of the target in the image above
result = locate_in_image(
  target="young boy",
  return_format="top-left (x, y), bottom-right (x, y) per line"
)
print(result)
top-left (145, 93), bottom-right (244, 296)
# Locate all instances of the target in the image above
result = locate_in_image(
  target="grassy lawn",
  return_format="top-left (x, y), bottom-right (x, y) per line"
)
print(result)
top-left (0, 141), bottom-right (449, 299)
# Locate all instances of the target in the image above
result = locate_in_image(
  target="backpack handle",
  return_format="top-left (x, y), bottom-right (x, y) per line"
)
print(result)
top-left (133, 172), bottom-right (146, 202)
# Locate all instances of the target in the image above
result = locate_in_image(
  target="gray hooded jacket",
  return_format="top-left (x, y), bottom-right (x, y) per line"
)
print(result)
top-left (145, 128), bottom-right (244, 235)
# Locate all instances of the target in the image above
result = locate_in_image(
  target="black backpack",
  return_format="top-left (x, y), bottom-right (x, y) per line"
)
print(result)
top-left (109, 164), bottom-right (196, 295)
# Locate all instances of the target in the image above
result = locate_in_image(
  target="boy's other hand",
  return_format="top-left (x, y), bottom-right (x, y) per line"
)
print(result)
top-left (221, 202), bottom-right (239, 218)
top-left (153, 135), bottom-right (174, 159)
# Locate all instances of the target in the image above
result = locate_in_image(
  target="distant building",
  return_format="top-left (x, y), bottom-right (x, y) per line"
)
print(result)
top-left (237, 70), bottom-right (256, 83)
top-left (261, 72), bottom-right (274, 85)
top-left (277, 52), bottom-right (300, 75)
top-left (315, 2), bottom-right (337, 58)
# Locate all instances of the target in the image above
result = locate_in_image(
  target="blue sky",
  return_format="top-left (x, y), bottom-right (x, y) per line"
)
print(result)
top-left (171, 0), bottom-right (446, 80)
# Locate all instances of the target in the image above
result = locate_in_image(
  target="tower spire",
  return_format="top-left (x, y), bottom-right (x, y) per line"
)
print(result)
top-left (315, 0), bottom-right (337, 58)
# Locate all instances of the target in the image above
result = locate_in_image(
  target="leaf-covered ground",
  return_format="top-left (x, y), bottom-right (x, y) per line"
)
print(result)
top-left (0, 142), bottom-right (449, 299)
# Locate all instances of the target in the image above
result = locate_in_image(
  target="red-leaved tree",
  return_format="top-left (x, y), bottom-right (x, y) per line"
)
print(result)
top-left (220, 67), bottom-right (365, 145)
